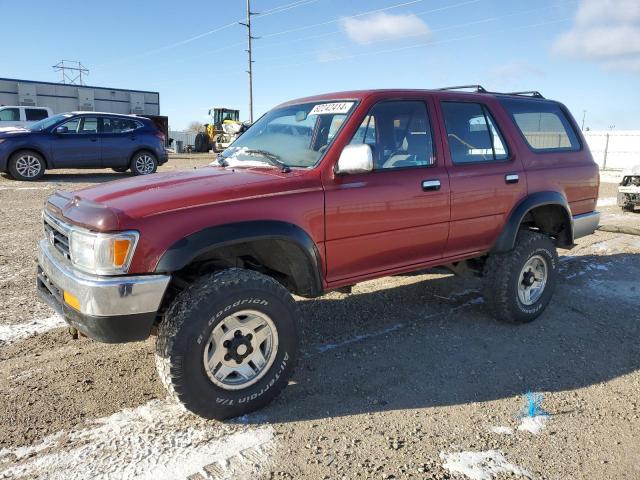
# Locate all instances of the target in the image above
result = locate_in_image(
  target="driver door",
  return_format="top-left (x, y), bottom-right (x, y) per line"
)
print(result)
top-left (323, 99), bottom-right (450, 283)
top-left (50, 116), bottom-right (102, 168)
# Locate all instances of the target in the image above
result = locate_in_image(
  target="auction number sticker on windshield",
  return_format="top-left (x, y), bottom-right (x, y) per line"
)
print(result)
top-left (309, 102), bottom-right (354, 115)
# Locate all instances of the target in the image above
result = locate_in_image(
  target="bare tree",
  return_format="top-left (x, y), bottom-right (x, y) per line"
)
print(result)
top-left (186, 121), bottom-right (204, 133)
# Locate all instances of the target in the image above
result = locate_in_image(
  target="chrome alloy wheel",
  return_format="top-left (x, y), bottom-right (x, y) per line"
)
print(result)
top-left (15, 155), bottom-right (42, 178)
top-left (518, 255), bottom-right (548, 306)
top-left (135, 154), bottom-right (155, 174)
top-left (203, 309), bottom-right (279, 390)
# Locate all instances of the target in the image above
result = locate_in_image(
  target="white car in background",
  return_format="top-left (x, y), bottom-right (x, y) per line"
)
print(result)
top-left (0, 106), bottom-right (53, 131)
top-left (618, 164), bottom-right (640, 212)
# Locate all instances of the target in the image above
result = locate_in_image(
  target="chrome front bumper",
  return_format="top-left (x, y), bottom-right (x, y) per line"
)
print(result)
top-left (37, 239), bottom-right (170, 317)
top-left (572, 211), bottom-right (600, 241)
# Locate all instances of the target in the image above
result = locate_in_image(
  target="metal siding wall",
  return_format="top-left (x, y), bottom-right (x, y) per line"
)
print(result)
top-left (0, 78), bottom-right (159, 114)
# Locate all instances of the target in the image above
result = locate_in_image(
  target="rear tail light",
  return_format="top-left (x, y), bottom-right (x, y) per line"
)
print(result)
top-left (154, 131), bottom-right (166, 143)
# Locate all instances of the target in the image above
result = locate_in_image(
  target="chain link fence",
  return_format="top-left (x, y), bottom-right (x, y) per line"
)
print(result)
top-left (583, 131), bottom-right (640, 171)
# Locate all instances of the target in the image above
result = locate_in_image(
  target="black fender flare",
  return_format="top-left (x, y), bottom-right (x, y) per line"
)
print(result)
top-left (492, 191), bottom-right (573, 252)
top-left (154, 220), bottom-right (324, 296)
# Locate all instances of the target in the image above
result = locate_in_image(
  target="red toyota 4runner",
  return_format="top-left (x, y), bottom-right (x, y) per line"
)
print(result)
top-left (37, 86), bottom-right (600, 419)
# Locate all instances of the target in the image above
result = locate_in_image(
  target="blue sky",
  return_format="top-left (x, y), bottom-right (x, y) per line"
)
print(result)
top-left (1, 0), bottom-right (639, 130)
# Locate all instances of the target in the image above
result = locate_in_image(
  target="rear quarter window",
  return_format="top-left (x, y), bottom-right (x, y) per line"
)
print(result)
top-left (500, 98), bottom-right (580, 152)
top-left (25, 109), bottom-right (49, 121)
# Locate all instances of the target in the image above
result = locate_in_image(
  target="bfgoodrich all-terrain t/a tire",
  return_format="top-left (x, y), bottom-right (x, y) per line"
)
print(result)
top-left (483, 230), bottom-right (558, 324)
top-left (155, 268), bottom-right (300, 419)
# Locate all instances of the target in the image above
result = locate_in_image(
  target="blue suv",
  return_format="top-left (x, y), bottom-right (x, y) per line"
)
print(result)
top-left (0, 112), bottom-right (168, 181)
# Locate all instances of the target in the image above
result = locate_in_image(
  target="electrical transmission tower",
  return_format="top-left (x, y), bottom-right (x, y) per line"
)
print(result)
top-left (240, 0), bottom-right (258, 123)
top-left (52, 60), bottom-right (89, 85)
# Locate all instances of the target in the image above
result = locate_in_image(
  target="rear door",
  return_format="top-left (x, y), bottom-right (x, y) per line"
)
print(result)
top-left (99, 116), bottom-right (142, 167)
top-left (323, 98), bottom-right (450, 283)
top-left (49, 116), bottom-right (102, 167)
top-left (436, 98), bottom-right (527, 257)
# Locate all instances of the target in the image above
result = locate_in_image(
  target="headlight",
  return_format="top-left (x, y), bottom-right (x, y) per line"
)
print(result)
top-left (69, 229), bottom-right (139, 275)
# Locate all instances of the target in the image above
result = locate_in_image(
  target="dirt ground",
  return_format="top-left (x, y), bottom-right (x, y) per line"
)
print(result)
top-left (0, 156), bottom-right (638, 479)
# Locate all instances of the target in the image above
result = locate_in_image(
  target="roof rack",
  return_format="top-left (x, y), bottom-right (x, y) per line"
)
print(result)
top-left (505, 91), bottom-right (545, 98)
top-left (438, 85), bottom-right (488, 93)
top-left (437, 86), bottom-right (545, 99)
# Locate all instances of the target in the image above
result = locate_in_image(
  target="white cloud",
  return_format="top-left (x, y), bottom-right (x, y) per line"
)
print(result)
top-left (492, 61), bottom-right (545, 82)
top-left (340, 12), bottom-right (431, 45)
top-left (552, 0), bottom-right (640, 72)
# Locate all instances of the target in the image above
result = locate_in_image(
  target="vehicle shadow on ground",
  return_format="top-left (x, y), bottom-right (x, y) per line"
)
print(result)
top-left (257, 252), bottom-right (640, 423)
top-left (41, 172), bottom-right (132, 184)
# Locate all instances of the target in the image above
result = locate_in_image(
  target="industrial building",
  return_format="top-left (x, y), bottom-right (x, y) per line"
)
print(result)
top-left (0, 77), bottom-right (160, 116)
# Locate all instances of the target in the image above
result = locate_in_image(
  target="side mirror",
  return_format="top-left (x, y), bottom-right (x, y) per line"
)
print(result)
top-left (336, 144), bottom-right (373, 175)
top-left (55, 126), bottom-right (68, 134)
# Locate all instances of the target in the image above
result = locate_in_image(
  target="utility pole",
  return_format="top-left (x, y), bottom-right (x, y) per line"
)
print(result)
top-left (52, 60), bottom-right (89, 85)
top-left (581, 110), bottom-right (586, 131)
top-left (240, 0), bottom-right (258, 123)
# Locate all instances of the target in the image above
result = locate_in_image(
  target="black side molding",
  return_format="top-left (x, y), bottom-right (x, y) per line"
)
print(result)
top-left (492, 191), bottom-right (573, 253)
top-left (155, 220), bottom-right (324, 296)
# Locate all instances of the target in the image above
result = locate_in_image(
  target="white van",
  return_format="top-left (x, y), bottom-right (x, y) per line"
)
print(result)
top-left (0, 106), bottom-right (53, 130)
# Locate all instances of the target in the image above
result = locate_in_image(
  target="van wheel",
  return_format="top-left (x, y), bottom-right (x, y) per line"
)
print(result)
top-left (483, 230), bottom-right (558, 323)
top-left (130, 152), bottom-right (158, 175)
top-left (8, 150), bottom-right (45, 181)
top-left (155, 268), bottom-right (300, 419)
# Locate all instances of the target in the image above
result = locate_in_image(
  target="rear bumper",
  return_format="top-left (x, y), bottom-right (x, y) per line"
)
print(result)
top-left (37, 239), bottom-right (170, 343)
top-left (572, 211), bottom-right (600, 240)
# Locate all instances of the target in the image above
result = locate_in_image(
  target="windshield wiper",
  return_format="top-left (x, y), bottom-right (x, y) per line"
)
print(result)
top-left (216, 154), bottom-right (228, 167)
top-left (242, 149), bottom-right (291, 173)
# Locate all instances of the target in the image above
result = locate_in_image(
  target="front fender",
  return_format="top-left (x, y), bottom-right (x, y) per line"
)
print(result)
top-left (154, 220), bottom-right (324, 296)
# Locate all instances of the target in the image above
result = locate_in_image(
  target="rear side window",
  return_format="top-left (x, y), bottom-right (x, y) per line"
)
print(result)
top-left (500, 98), bottom-right (580, 151)
top-left (0, 108), bottom-right (19, 121)
top-left (25, 109), bottom-right (48, 121)
top-left (102, 117), bottom-right (142, 133)
top-left (441, 102), bottom-right (509, 164)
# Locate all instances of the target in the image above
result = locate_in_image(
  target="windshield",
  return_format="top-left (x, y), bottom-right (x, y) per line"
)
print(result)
top-left (29, 113), bottom-right (73, 131)
top-left (220, 101), bottom-right (356, 168)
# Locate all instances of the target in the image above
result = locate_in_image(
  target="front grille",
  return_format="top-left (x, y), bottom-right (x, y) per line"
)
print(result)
top-left (43, 212), bottom-right (71, 260)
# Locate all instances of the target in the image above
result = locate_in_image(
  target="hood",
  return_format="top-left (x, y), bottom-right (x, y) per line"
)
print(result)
top-left (48, 166), bottom-right (306, 230)
top-left (0, 127), bottom-right (30, 136)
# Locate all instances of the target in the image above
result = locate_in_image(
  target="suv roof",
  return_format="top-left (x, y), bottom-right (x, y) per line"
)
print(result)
top-left (279, 86), bottom-right (554, 108)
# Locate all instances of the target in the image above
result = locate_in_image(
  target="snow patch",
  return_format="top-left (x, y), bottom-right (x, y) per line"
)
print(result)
top-left (440, 450), bottom-right (531, 480)
top-left (0, 399), bottom-right (275, 480)
top-left (517, 415), bottom-right (548, 434)
top-left (0, 315), bottom-right (66, 346)
top-left (597, 197), bottom-right (618, 207)
top-left (489, 426), bottom-right (513, 435)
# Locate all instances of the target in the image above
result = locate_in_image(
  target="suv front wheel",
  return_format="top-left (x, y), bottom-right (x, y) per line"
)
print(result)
top-left (130, 151), bottom-right (158, 175)
top-left (155, 268), bottom-right (300, 419)
top-left (483, 230), bottom-right (558, 323)
top-left (8, 150), bottom-right (46, 181)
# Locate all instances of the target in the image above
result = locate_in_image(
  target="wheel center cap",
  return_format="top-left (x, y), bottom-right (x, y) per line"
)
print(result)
top-left (223, 330), bottom-right (254, 364)
top-left (522, 271), bottom-right (535, 287)
top-left (236, 344), bottom-right (248, 356)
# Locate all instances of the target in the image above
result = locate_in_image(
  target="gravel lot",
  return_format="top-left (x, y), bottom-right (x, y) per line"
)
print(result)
top-left (0, 156), bottom-right (638, 479)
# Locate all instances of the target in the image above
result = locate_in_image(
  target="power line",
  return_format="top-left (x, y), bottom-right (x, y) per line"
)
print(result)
top-left (93, 0), bottom-right (323, 69)
top-left (258, 0), bottom-right (574, 62)
top-left (264, 17), bottom-right (572, 70)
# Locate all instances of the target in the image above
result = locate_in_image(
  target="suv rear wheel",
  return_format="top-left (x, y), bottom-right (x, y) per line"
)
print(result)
top-left (483, 230), bottom-right (558, 323)
top-left (155, 268), bottom-right (300, 419)
top-left (130, 151), bottom-right (158, 175)
top-left (8, 150), bottom-right (45, 181)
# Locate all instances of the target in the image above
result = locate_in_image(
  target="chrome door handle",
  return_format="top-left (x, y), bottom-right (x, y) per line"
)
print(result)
top-left (421, 179), bottom-right (441, 191)
top-left (505, 173), bottom-right (519, 184)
